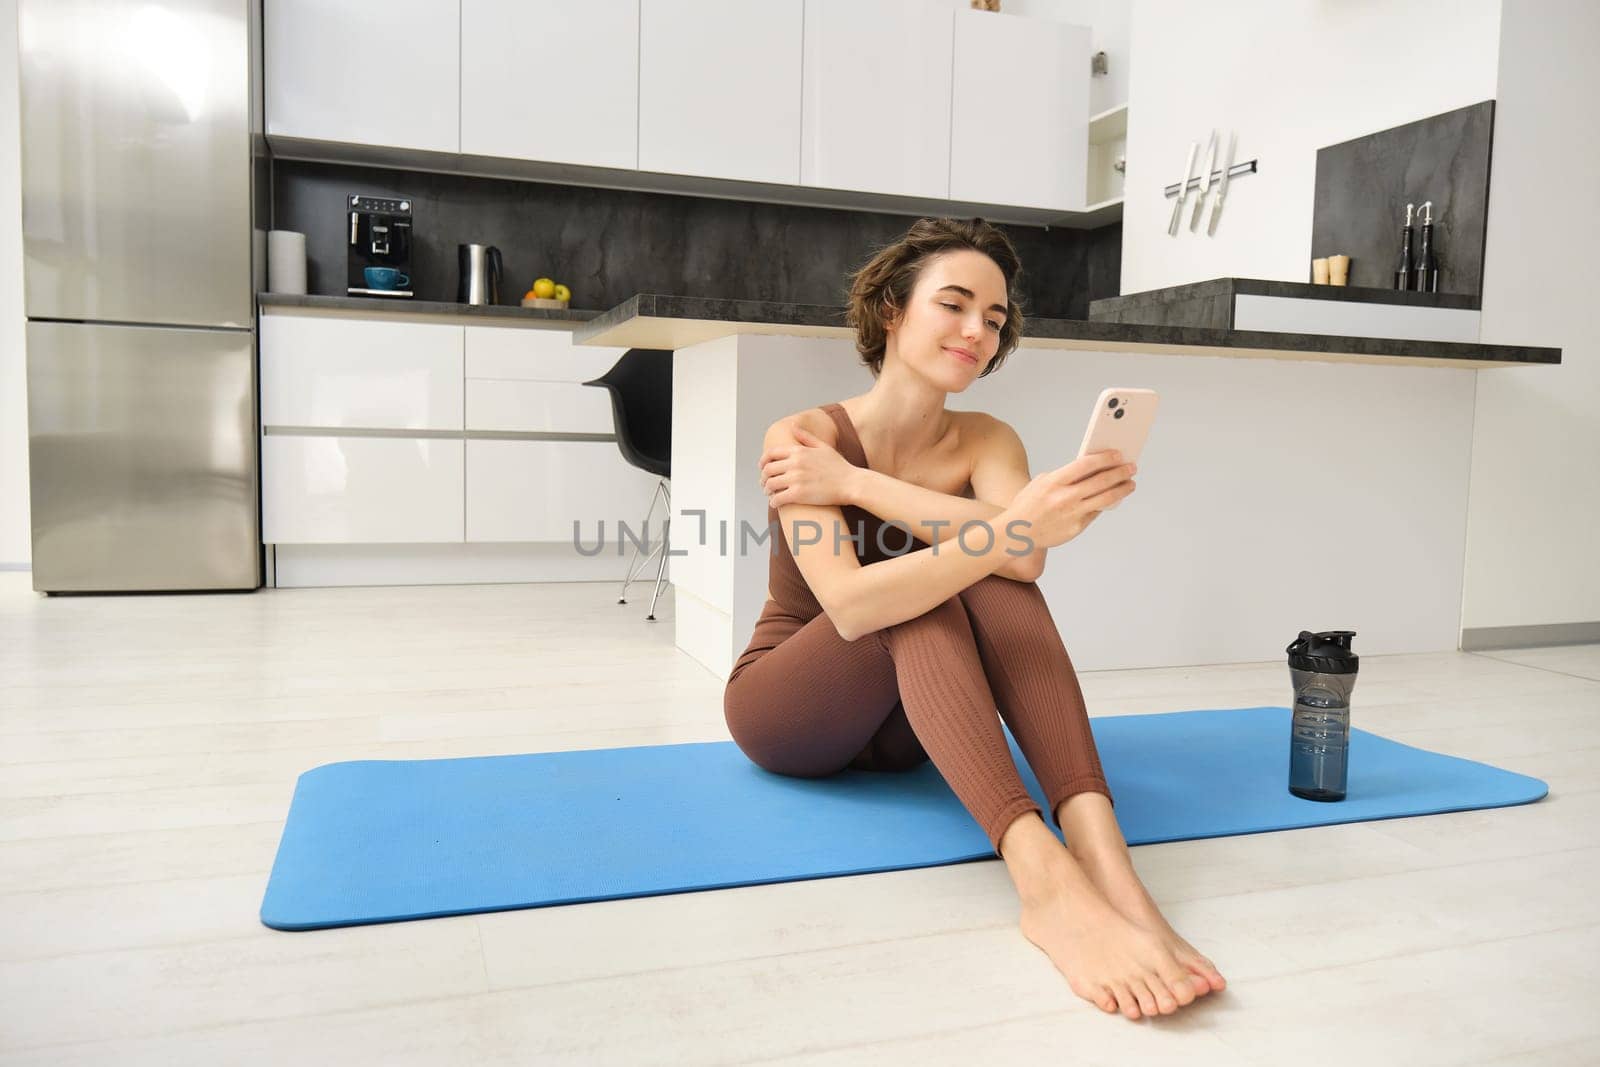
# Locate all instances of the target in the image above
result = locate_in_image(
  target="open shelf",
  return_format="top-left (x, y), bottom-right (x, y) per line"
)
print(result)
top-left (1086, 103), bottom-right (1128, 209)
top-left (1089, 103), bottom-right (1128, 145)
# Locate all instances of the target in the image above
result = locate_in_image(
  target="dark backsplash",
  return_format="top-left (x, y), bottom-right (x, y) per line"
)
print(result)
top-left (1312, 101), bottom-right (1494, 296)
top-left (271, 160), bottom-right (1121, 319)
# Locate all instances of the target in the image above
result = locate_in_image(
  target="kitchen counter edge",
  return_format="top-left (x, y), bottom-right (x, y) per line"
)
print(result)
top-left (569, 294), bottom-right (1560, 368)
top-left (258, 293), bottom-right (603, 325)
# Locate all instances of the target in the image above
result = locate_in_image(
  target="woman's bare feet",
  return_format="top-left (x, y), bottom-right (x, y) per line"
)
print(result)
top-left (1018, 878), bottom-right (1205, 1020)
top-left (1052, 793), bottom-right (1228, 998)
top-left (1001, 813), bottom-right (1203, 1020)
top-left (1077, 856), bottom-right (1228, 998)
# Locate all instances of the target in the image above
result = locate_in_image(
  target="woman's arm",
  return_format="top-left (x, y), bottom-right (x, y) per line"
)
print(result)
top-left (845, 416), bottom-right (1045, 582)
top-left (846, 472), bottom-right (1040, 582)
top-left (764, 416), bottom-right (1040, 640)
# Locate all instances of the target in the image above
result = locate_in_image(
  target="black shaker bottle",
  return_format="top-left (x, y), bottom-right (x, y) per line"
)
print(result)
top-left (1286, 630), bottom-right (1359, 801)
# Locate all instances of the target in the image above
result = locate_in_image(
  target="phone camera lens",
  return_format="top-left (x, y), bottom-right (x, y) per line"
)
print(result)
top-left (1107, 398), bottom-right (1119, 409)
top-left (1113, 409), bottom-right (1125, 419)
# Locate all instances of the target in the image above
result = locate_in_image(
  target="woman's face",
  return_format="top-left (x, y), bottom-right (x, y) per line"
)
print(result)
top-left (886, 248), bottom-right (1008, 389)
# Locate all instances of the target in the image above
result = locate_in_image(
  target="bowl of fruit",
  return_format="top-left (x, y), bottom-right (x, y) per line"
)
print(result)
top-left (521, 277), bottom-right (571, 309)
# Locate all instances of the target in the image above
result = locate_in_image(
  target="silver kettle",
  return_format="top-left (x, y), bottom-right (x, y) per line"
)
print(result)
top-left (457, 243), bottom-right (503, 306)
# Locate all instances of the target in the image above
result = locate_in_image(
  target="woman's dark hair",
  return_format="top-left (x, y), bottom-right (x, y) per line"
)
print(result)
top-left (845, 217), bottom-right (1026, 379)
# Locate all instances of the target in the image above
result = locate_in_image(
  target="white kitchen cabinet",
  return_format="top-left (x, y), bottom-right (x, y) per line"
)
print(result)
top-left (263, 0), bottom-right (460, 153)
top-left (264, 436), bottom-right (465, 544)
top-left (261, 314), bottom-right (464, 431)
top-left (800, 0), bottom-right (954, 200)
top-left (949, 10), bottom-right (1090, 210)
top-left (467, 440), bottom-right (664, 543)
top-left (464, 326), bottom-right (626, 384)
top-left (461, 0), bottom-right (640, 170)
top-left (638, 0), bottom-right (803, 184)
top-left (466, 379), bottom-right (615, 434)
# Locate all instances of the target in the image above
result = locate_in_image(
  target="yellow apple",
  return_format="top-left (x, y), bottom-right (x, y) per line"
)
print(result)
top-left (532, 278), bottom-right (556, 299)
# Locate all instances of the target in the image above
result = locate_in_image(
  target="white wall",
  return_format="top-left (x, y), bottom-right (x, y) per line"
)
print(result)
top-left (1462, 0), bottom-right (1600, 634)
top-left (0, 0), bottom-right (28, 568)
top-left (1121, 0), bottom-right (1502, 295)
top-left (680, 333), bottom-right (1479, 679)
top-left (1118, 0), bottom-right (1597, 647)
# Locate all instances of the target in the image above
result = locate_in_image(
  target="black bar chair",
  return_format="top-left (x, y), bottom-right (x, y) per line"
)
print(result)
top-left (581, 348), bottom-right (673, 620)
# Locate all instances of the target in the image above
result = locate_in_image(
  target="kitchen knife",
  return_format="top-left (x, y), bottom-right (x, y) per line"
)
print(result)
top-left (1167, 141), bottom-right (1199, 237)
top-left (1190, 130), bottom-right (1217, 232)
top-left (1206, 131), bottom-right (1238, 236)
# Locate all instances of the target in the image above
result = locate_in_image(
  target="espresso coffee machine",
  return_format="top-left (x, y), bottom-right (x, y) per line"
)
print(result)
top-left (346, 193), bottom-right (413, 298)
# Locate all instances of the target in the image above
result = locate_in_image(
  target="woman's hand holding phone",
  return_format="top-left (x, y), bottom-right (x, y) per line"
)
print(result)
top-left (1006, 450), bottom-right (1137, 549)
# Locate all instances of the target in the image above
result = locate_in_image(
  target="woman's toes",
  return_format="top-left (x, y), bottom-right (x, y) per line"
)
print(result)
top-left (1095, 987), bottom-right (1119, 1014)
top-left (1196, 957), bottom-right (1227, 991)
top-left (1131, 979), bottom-right (1160, 1018)
top-left (1115, 983), bottom-right (1142, 1020)
top-left (1149, 977), bottom-right (1180, 1015)
top-left (1161, 968), bottom-right (1197, 1007)
top-left (1177, 950), bottom-right (1225, 993)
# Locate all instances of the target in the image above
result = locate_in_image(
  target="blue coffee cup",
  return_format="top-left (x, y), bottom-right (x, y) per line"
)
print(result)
top-left (364, 266), bottom-right (410, 290)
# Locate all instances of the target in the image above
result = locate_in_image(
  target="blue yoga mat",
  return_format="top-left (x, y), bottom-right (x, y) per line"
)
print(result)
top-left (260, 706), bottom-right (1547, 931)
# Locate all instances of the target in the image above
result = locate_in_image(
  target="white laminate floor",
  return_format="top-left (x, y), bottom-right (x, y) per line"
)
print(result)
top-left (1, 571), bottom-right (1597, 1066)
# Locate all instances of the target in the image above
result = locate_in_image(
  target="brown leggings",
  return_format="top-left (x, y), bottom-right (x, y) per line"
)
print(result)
top-left (724, 575), bottom-right (1113, 858)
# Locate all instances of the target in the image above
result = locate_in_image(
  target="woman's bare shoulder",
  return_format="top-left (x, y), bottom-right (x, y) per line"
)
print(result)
top-left (955, 410), bottom-right (1016, 456)
top-left (765, 405), bottom-right (841, 448)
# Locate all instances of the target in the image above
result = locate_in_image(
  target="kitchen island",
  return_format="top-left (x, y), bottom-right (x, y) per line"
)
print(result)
top-left (565, 291), bottom-right (1560, 679)
top-left (573, 293), bottom-right (1559, 369)
top-left (256, 288), bottom-right (1561, 677)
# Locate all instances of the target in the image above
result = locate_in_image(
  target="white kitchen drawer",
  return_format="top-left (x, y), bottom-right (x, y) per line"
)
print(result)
top-left (464, 325), bottom-right (628, 384)
top-left (262, 314), bottom-right (464, 430)
top-left (264, 436), bottom-right (464, 544)
top-left (466, 440), bottom-right (664, 543)
top-left (466, 379), bottom-right (616, 434)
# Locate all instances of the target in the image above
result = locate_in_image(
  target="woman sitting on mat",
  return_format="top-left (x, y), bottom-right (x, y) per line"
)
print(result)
top-left (723, 217), bottom-right (1226, 1021)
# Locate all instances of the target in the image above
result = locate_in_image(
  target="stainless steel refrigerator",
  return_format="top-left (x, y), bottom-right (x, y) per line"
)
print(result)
top-left (19, 0), bottom-right (264, 593)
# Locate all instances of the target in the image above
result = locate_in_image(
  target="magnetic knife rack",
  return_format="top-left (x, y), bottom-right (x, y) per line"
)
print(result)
top-left (1163, 159), bottom-right (1259, 198)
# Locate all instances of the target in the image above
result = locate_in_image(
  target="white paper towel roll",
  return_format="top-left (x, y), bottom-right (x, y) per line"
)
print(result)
top-left (267, 230), bottom-right (307, 295)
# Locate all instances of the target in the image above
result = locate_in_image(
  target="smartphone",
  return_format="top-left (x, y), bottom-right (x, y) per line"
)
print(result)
top-left (1075, 387), bottom-right (1159, 465)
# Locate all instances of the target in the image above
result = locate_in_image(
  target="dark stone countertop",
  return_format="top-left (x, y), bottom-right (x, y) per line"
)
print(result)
top-left (258, 292), bottom-right (603, 323)
top-left (1090, 277), bottom-right (1482, 318)
top-left (572, 294), bottom-right (1559, 369)
top-left (255, 291), bottom-right (1560, 368)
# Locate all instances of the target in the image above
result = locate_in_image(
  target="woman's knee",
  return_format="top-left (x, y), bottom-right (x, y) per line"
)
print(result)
top-left (966, 572), bottom-right (1042, 598)
top-left (897, 594), bottom-right (968, 629)
top-left (959, 574), bottom-right (1049, 627)
top-left (960, 575), bottom-right (1049, 617)
top-left (873, 594), bottom-right (969, 649)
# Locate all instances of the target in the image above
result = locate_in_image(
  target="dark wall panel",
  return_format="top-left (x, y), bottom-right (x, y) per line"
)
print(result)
top-left (1311, 100), bottom-right (1494, 296)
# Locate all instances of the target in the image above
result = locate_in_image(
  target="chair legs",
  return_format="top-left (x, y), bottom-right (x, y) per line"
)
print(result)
top-left (646, 515), bottom-right (670, 622)
top-left (617, 478), bottom-right (671, 621)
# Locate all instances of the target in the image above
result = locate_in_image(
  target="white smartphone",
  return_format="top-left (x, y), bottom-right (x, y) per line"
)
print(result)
top-left (1075, 387), bottom-right (1160, 464)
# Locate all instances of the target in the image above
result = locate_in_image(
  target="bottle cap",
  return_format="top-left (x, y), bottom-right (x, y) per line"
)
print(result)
top-left (1286, 630), bottom-right (1359, 674)
top-left (1419, 201), bottom-right (1434, 225)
